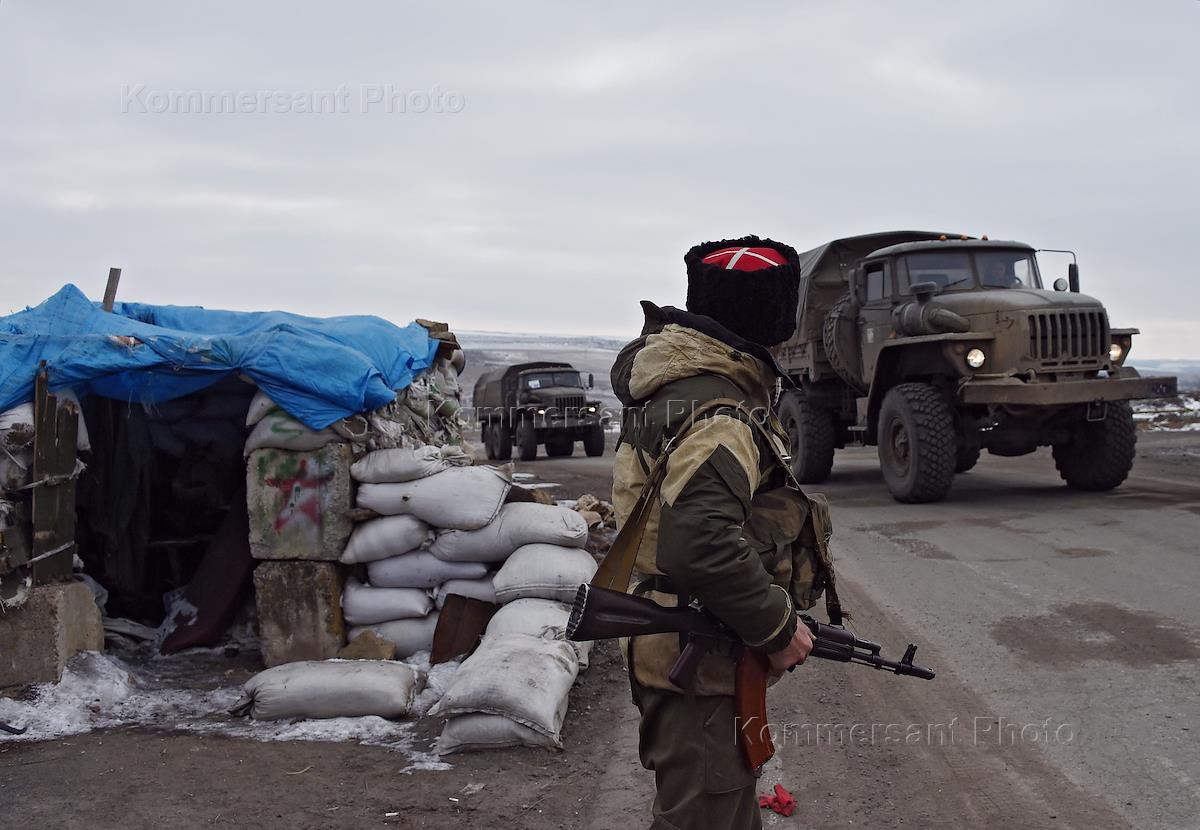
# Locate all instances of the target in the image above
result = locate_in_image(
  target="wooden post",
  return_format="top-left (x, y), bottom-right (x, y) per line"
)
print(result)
top-left (102, 267), bottom-right (122, 312)
top-left (30, 363), bottom-right (78, 585)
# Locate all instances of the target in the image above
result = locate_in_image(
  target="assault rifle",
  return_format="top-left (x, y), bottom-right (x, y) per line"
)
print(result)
top-left (566, 583), bottom-right (934, 771)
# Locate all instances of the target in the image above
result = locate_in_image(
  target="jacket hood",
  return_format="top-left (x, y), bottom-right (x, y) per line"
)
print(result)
top-left (611, 302), bottom-right (782, 406)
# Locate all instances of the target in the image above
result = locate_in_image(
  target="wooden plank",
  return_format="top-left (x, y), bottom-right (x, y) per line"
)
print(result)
top-left (31, 366), bottom-right (78, 585)
top-left (102, 267), bottom-right (122, 312)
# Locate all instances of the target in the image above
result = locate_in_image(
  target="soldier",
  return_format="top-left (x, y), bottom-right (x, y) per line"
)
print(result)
top-left (610, 235), bottom-right (815, 829)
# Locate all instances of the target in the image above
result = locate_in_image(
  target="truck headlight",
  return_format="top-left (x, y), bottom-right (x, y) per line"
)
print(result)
top-left (1109, 343), bottom-right (1123, 363)
top-left (966, 348), bottom-right (986, 369)
top-left (586, 406), bottom-right (596, 413)
top-left (536, 408), bottom-right (546, 416)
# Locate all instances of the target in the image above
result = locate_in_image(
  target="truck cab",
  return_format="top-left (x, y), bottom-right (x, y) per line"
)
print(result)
top-left (774, 233), bottom-right (1178, 503)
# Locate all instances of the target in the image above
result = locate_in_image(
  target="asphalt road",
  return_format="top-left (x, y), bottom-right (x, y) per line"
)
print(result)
top-left (516, 430), bottom-right (1200, 830)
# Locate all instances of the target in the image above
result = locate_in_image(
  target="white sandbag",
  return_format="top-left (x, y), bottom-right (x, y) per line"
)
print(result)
top-left (437, 711), bottom-right (564, 755)
top-left (340, 515), bottom-right (433, 565)
top-left (429, 633), bottom-right (578, 740)
top-left (434, 576), bottom-right (496, 610)
top-left (367, 551), bottom-right (488, 589)
top-left (245, 389), bottom-right (279, 426)
top-left (243, 411), bottom-right (340, 456)
top-left (492, 544), bottom-right (598, 604)
top-left (429, 503), bottom-right (588, 563)
top-left (356, 466), bottom-right (511, 530)
top-left (0, 394), bottom-right (90, 452)
top-left (342, 577), bottom-right (432, 625)
top-left (351, 444), bottom-right (472, 484)
top-left (239, 660), bottom-right (419, 720)
top-left (350, 612), bottom-right (440, 659)
top-left (485, 598), bottom-right (592, 669)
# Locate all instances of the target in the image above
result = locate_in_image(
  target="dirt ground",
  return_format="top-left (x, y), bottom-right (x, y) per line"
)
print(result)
top-left (5, 429), bottom-right (1200, 829)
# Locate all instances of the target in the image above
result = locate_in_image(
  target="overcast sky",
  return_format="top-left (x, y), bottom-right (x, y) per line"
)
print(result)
top-left (2, 1), bottom-right (1197, 357)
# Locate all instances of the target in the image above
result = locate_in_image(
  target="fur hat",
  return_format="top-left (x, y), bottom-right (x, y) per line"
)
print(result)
top-left (684, 235), bottom-right (801, 347)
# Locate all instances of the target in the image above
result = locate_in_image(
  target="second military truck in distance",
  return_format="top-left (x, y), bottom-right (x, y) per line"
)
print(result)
top-left (474, 361), bottom-right (608, 461)
top-left (773, 231), bottom-right (1178, 503)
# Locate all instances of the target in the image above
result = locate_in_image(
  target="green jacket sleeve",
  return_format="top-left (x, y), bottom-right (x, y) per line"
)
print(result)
top-left (657, 442), bottom-right (797, 653)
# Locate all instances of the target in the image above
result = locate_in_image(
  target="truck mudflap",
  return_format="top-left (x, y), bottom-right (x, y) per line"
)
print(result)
top-left (959, 372), bottom-right (1178, 406)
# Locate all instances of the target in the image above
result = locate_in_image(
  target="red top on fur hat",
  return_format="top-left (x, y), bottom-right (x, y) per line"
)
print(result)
top-left (701, 246), bottom-right (788, 272)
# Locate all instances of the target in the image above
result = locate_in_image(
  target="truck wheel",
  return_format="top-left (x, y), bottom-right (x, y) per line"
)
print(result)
top-left (1052, 402), bottom-right (1137, 491)
top-left (584, 425), bottom-right (606, 457)
top-left (778, 391), bottom-right (835, 484)
top-left (516, 420), bottom-right (538, 461)
top-left (877, 383), bottom-right (956, 503)
top-left (482, 423), bottom-right (495, 460)
top-left (955, 444), bottom-right (981, 474)
top-left (493, 424), bottom-right (513, 461)
top-left (546, 435), bottom-right (574, 457)
top-left (822, 293), bottom-right (867, 393)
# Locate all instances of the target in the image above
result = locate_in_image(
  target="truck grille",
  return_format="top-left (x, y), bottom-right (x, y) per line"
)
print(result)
top-left (554, 394), bottom-right (586, 415)
top-left (1028, 310), bottom-right (1109, 366)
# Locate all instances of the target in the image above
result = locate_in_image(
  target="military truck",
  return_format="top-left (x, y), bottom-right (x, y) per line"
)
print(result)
top-left (473, 361), bottom-right (607, 461)
top-left (773, 231), bottom-right (1178, 503)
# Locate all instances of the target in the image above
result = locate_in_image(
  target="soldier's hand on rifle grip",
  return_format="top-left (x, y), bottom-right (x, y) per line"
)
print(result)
top-left (767, 620), bottom-right (814, 678)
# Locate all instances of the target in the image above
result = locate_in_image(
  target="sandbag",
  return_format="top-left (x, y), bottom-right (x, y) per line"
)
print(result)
top-left (238, 660), bottom-right (419, 720)
top-left (351, 445), bottom-right (472, 484)
top-left (485, 598), bottom-right (592, 668)
top-left (434, 576), bottom-right (496, 610)
top-left (357, 466), bottom-right (510, 530)
top-left (243, 411), bottom-right (340, 456)
top-left (342, 577), bottom-right (432, 625)
top-left (245, 389), bottom-right (279, 426)
top-left (340, 515), bottom-right (432, 565)
top-left (436, 711), bottom-right (564, 755)
top-left (350, 612), bottom-right (440, 659)
top-left (0, 393), bottom-right (90, 452)
top-left (429, 633), bottom-right (578, 739)
top-left (367, 551), bottom-right (488, 589)
top-left (492, 544), bottom-right (598, 604)
top-left (429, 503), bottom-right (588, 563)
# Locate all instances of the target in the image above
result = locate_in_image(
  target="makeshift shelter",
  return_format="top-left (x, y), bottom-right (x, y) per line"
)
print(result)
top-left (0, 284), bottom-right (456, 678)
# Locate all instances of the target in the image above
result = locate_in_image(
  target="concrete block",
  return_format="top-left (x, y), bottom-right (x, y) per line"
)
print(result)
top-left (246, 444), bottom-right (354, 561)
top-left (253, 561), bottom-right (345, 667)
top-left (0, 580), bottom-right (103, 687)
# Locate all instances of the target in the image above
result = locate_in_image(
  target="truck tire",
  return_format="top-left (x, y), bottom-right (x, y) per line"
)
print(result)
top-left (877, 383), bottom-right (956, 503)
top-left (955, 443), bottom-right (981, 474)
top-left (482, 423), bottom-right (496, 460)
top-left (822, 293), bottom-right (867, 393)
top-left (778, 391), bottom-right (835, 484)
top-left (493, 424), bottom-right (513, 461)
top-left (1052, 402), bottom-right (1136, 491)
top-left (546, 435), bottom-right (574, 457)
top-left (516, 419), bottom-right (538, 461)
top-left (584, 425), bottom-right (606, 457)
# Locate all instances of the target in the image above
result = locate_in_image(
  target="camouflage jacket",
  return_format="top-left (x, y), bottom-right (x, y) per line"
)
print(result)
top-left (611, 302), bottom-right (799, 695)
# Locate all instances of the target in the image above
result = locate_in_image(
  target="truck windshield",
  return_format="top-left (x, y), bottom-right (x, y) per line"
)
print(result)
top-left (522, 371), bottom-right (583, 390)
top-left (902, 250), bottom-right (1042, 292)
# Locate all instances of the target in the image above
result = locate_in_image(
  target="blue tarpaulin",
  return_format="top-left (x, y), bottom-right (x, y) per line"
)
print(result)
top-left (0, 285), bottom-right (440, 429)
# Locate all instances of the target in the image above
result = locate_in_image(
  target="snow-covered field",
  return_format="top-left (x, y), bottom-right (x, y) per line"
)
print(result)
top-left (1133, 393), bottom-right (1200, 432)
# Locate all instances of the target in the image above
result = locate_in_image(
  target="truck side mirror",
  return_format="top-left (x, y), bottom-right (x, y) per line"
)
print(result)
top-left (910, 281), bottom-right (938, 304)
top-left (1068, 263), bottom-right (1080, 293)
top-left (1053, 278), bottom-right (1069, 292)
top-left (587, 373), bottom-right (594, 389)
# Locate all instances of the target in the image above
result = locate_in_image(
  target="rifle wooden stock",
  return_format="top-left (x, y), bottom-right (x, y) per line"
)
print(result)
top-left (734, 649), bottom-right (774, 772)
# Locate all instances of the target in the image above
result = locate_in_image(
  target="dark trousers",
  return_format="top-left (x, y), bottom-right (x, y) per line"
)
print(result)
top-left (634, 682), bottom-right (761, 830)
